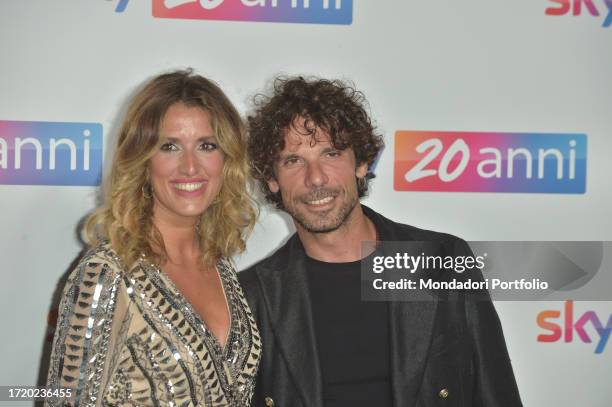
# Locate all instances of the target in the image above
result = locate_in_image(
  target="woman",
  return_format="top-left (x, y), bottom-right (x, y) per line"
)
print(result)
top-left (46, 70), bottom-right (260, 406)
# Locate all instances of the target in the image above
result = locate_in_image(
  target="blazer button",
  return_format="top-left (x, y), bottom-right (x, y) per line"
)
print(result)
top-left (439, 388), bottom-right (449, 399)
top-left (265, 396), bottom-right (274, 407)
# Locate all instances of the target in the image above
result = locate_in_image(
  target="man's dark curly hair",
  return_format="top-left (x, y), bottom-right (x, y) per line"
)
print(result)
top-left (248, 76), bottom-right (384, 209)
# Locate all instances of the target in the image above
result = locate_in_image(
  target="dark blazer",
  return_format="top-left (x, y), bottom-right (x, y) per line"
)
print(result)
top-left (239, 206), bottom-right (522, 407)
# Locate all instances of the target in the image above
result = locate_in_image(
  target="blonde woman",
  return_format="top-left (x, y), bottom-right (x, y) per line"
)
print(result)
top-left (46, 70), bottom-right (260, 406)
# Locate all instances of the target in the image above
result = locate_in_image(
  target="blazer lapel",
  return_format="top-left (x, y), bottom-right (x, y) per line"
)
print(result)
top-left (389, 299), bottom-right (438, 406)
top-left (364, 205), bottom-right (439, 406)
top-left (255, 235), bottom-right (324, 407)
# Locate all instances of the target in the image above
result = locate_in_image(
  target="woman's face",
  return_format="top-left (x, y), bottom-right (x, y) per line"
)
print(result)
top-left (149, 102), bottom-right (224, 226)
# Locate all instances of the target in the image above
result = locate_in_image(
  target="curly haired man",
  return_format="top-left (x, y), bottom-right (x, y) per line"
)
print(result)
top-left (240, 76), bottom-right (522, 407)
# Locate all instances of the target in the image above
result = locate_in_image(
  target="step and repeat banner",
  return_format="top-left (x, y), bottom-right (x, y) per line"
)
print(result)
top-left (1, 1), bottom-right (610, 405)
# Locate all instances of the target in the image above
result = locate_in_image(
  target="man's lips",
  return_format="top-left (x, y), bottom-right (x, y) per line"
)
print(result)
top-left (305, 196), bottom-right (335, 206)
top-left (300, 191), bottom-right (338, 208)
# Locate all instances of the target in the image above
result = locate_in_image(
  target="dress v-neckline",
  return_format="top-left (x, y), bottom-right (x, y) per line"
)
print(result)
top-left (147, 259), bottom-right (234, 357)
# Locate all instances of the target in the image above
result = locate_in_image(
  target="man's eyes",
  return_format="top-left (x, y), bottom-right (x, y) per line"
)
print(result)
top-left (280, 150), bottom-right (342, 166)
top-left (282, 157), bottom-right (301, 166)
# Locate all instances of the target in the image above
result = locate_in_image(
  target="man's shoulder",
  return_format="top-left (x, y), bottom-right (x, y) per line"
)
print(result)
top-left (238, 262), bottom-right (259, 287)
top-left (364, 205), bottom-right (466, 246)
top-left (239, 235), bottom-right (297, 281)
top-left (238, 233), bottom-right (307, 302)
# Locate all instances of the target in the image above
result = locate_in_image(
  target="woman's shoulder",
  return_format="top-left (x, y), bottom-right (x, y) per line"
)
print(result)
top-left (217, 256), bottom-right (239, 276)
top-left (71, 241), bottom-right (129, 281)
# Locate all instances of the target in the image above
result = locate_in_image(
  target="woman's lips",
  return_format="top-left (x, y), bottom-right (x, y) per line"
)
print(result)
top-left (171, 180), bottom-right (207, 196)
top-left (174, 181), bottom-right (204, 192)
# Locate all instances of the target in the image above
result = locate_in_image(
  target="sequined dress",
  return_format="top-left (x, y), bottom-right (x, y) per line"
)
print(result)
top-left (45, 243), bottom-right (261, 407)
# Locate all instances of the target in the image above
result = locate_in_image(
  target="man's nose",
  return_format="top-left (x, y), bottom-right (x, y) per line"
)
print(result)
top-left (305, 161), bottom-right (328, 187)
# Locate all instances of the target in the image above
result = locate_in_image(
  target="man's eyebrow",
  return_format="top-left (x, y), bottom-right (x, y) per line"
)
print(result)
top-left (277, 152), bottom-right (299, 161)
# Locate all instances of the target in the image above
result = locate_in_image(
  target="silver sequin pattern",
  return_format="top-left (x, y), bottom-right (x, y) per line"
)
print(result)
top-left (45, 243), bottom-right (261, 407)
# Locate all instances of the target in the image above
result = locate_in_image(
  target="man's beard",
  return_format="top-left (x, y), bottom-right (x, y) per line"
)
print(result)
top-left (284, 188), bottom-right (359, 234)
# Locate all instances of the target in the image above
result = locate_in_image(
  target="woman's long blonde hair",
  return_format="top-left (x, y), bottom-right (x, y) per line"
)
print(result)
top-left (85, 69), bottom-right (257, 267)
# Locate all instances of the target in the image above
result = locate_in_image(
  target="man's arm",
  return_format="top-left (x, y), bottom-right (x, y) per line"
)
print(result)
top-left (451, 238), bottom-right (523, 407)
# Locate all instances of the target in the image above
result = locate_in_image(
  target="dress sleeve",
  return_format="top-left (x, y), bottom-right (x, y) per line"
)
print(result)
top-left (45, 254), bottom-right (128, 407)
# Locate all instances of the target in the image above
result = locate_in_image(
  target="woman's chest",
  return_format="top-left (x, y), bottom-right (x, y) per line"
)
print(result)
top-left (108, 262), bottom-right (260, 405)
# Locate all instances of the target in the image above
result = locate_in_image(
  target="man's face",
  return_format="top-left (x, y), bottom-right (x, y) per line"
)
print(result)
top-left (267, 120), bottom-right (368, 234)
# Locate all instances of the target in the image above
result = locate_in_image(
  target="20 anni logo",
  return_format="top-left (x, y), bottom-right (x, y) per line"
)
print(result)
top-left (0, 120), bottom-right (102, 186)
top-left (113, 0), bottom-right (352, 24)
top-left (394, 131), bottom-right (587, 194)
top-left (154, 0), bottom-right (352, 24)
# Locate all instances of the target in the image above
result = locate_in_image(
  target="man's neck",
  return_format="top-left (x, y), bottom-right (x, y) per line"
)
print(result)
top-left (295, 204), bottom-right (377, 263)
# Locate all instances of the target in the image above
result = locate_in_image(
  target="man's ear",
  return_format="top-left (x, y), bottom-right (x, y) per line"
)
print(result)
top-left (356, 162), bottom-right (368, 179)
top-left (267, 178), bottom-right (280, 193)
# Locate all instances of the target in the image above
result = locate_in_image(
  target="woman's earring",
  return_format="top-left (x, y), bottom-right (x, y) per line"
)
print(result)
top-left (142, 183), bottom-right (153, 199)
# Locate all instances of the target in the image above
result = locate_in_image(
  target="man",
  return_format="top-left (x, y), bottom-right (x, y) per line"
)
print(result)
top-left (240, 77), bottom-right (522, 407)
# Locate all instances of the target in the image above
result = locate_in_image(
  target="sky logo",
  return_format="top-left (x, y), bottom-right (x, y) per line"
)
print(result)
top-left (394, 131), bottom-right (587, 194)
top-left (545, 0), bottom-right (612, 28)
top-left (152, 0), bottom-right (352, 24)
top-left (0, 121), bottom-right (103, 186)
top-left (537, 301), bottom-right (611, 354)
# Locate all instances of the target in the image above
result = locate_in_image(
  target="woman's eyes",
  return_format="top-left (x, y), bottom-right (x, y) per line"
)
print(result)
top-left (160, 142), bottom-right (179, 152)
top-left (159, 141), bottom-right (218, 152)
top-left (199, 142), bottom-right (218, 151)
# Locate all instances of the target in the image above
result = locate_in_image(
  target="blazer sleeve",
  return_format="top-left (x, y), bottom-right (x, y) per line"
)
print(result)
top-left (45, 255), bottom-right (129, 407)
top-left (451, 238), bottom-right (523, 407)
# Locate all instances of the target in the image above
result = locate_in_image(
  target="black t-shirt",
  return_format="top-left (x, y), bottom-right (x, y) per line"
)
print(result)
top-left (306, 256), bottom-right (392, 407)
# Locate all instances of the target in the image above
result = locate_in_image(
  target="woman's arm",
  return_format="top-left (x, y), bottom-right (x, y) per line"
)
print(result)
top-left (45, 252), bottom-right (128, 407)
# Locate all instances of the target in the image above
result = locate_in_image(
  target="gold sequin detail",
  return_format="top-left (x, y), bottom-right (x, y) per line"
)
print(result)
top-left (45, 243), bottom-right (261, 406)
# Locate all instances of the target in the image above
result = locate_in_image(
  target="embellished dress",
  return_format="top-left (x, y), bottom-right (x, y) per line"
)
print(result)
top-left (46, 243), bottom-right (261, 407)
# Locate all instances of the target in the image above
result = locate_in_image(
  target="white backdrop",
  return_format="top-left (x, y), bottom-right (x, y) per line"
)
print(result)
top-left (1, 0), bottom-right (611, 406)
